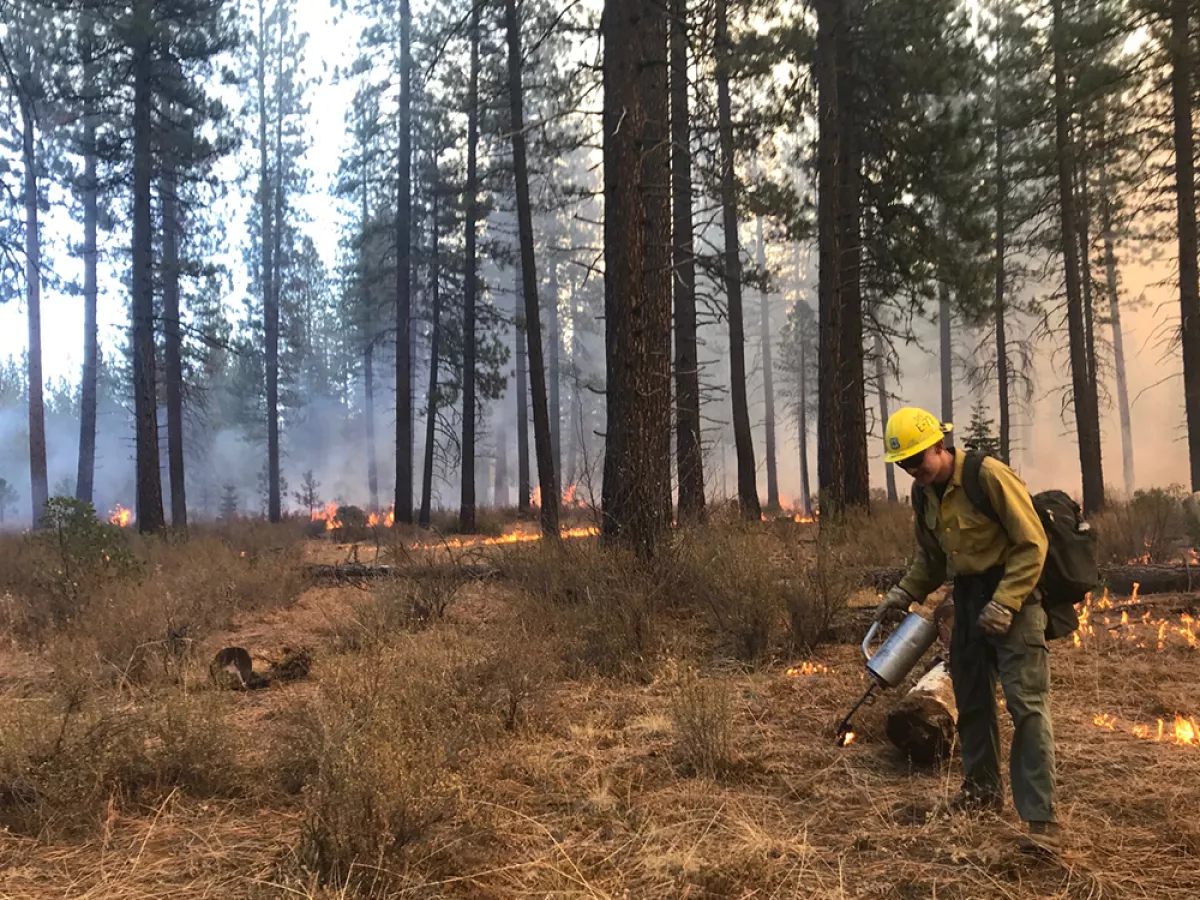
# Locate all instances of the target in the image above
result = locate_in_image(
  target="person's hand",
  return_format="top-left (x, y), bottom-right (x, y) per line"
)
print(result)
top-left (874, 586), bottom-right (913, 622)
top-left (977, 600), bottom-right (1015, 637)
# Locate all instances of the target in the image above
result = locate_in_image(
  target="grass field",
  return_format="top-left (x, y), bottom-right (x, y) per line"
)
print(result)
top-left (0, 509), bottom-right (1196, 899)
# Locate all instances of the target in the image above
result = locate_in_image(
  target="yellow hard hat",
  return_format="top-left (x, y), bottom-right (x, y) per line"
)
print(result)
top-left (884, 407), bottom-right (952, 463)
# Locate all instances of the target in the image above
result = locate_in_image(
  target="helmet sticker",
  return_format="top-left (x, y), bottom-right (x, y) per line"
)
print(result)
top-left (889, 437), bottom-right (900, 450)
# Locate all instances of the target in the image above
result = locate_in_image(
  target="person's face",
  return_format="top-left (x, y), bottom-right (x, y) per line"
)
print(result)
top-left (897, 444), bottom-right (942, 486)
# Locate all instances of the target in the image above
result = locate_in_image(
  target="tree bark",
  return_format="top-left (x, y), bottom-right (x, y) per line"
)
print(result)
top-left (1078, 157), bottom-right (1098, 388)
top-left (815, 0), bottom-right (869, 513)
top-left (755, 213), bottom-right (779, 509)
top-left (161, 165), bottom-right (187, 528)
top-left (671, 0), bottom-right (705, 524)
top-left (394, 0), bottom-right (414, 524)
top-left (938, 280), bottom-right (954, 442)
top-left (267, 3), bottom-right (287, 524)
top-left (600, 0), bottom-right (673, 556)
top-left (1052, 0), bottom-right (1105, 515)
top-left (76, 39), bottom-right (99, 506)
top-left (873, 328), bottom-right (896, 502)
top-left (1100, 163), bottom-right (1134, 497)
top-left (515, 272), bottom-right (530, 513)
top-left (420, 186), bottom-right (442, 528)
top-left (549, 257), bottom-right (562, 496)
top-left (364, 343), bottom-right (379, 510)
top-left (994, 80), bottom-right (1010, 464)
top-left (131, 3), bottom-right (164, 533)
top-left (886, 659), bottom-right (957, 765)
top-left (716, 0), bottom-right (760, 520)
top-left (505, 0), bottom-right (559, 539)
top-left (1170, 0), bottom-right (1200, 492)
top-left (794, 246), bottom-right (812, 518)
top-left (459, 3), bottom-right (480, 533)
top-left (256, 0), bottom-right (277, 524)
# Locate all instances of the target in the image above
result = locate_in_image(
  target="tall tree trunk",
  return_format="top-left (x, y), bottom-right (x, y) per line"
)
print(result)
top-left (76, 43), bottom-right (99, 506)
top-left (1171, 0), bottom-right (1200, 492)
top-left (17, 97), bottom-right (46, 525)
top-left (505, 0), bottom-right (559, 539)
top-left (267, 3), bottom-right (287, 524)
top-left (672, 0), bottom-right (705, 523)
top-left (1100, 164), bottom-right (1135, 496)
top-left (420, 189), bottom-right (442, 527)
top-left (600, 0), bottom-right (673, 556)
top-left (516, 276), bottom-right (530, 513)
top-left (365, 343), bottom-right (379, 510)
top-left (716, 0), bottom-right (760, 520)
top-left (131, 5), bottom-right (164, 533)
top-left (874, 328), bottom-right (896, 502)
top-left (795, 247), bottom-right (812, 518)
top-left (755, 213), bottom-right (779, 509)
top-left (161, 165), bottom-right (186, 528)
top-left (256, 0), bottom-right (276, 523)
top-left (395, 0), bottom-right (414, 523)
top-left (815, 0), bottom-right (869, 513)
top-left (994, 90), bottom-right (1010, 464)
top-left (459, 1), bottom-right (480, 533)
top-left (548, 258), bottom-right (562, 495)
top-left (1052, 0), bottom-right (1104, 514)
top-left (1077, 157), bottom-right (1098, 386)
top-left (939, 279), bottom-right (954, 443)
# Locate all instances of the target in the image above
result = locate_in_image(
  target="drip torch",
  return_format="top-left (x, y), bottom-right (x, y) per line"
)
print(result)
top-left (835, 612), bottom-right (939, 746)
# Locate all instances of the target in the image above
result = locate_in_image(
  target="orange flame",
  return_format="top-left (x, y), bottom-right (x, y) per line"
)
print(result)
top-left (1092, 711), bottom-right (1198, 747)
top-left (108, 504), bottom-right (132, 527)
top-left (786, 662), bottom-right (831, 676)
top-left (839, 731), bottom-right (856, 747)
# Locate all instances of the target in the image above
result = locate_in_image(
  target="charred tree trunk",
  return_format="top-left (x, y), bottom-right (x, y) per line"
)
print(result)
top-left (873, 328), bottom-right (897, 502)
top-left (716, 0), bottom-right (760, 520)
top-left (1100, 164), bottom-right (1134, 496)
top-left (394, 0), bottom-right (414, 524)
top-left (505, 0), bottom-right (560, 540)
top-left (256, 0), bottom-right (277, 524)
top-left (600, 0), bottom-right (673, 556)
top-left (1077, 159), bottom-right (1098, 388)
top-left (515, 275), bottom-right (530, 514)
top-left (794, 246), bottom-right (812, 518)
top-left (938, 280), bottom-right (954, 443)
top-left (131, 6), bottom-right (164, 533)
top-left (994, 82), bottom-right (1010, 464)
top-left (1052, 0), bottom-right (1105, 515)
top-left (548, 258), bottom-right (562, 496)
top-left (161, 166), bottom-right (186, 528)
top-left (460, 2), bottom-right (481, 533)
top-left (364, 343), bottom-right (379, 510)
top-left (671, 0), bottom-right (705, 524)
top-left (1171, 0), bottom-right (1200, 492)
top-left (76, 41), bottom-right (99, 506)
top-left (420, 188), bottom-right (443, 528)
top-left (267, 6), bottom-right (287, 524)
top-left (755, 213), bottom-right (779, 510)
top-left (815, 0), bottom-right (869, 513)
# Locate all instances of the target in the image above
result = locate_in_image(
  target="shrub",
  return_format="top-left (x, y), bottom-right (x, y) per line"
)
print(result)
top-left (668, 669), bottom-right (734, 777)
top-left (1094, 486), bottom-right (1193, 564)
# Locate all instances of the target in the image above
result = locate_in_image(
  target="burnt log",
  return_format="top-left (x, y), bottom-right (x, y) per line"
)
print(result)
top-left (304, 563), bottom-right (498, 581)
top-left (860, 563), bottom-right (1200, 597)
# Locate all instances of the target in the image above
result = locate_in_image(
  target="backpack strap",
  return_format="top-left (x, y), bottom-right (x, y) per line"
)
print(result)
top-left (961, 451), bottom-right (999, 523)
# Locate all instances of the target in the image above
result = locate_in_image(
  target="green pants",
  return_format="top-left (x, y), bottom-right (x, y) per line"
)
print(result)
top-left (950, 570), bottom-right (1056, 823)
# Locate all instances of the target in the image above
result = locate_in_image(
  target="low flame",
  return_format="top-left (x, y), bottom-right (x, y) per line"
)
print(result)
top-left (839, 731), bottom-right (856, 747)
top-left (108, 504), bottom-right (132, 527)
top-left (1092, 711), bottom-right (1199, 747)
top-left (1071, 587), bottom-right (1197, 651)
top-left (786, 662), bottom-right (831, 676)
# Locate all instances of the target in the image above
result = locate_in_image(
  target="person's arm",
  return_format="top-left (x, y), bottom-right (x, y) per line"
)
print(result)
top-left (980, 459), bottom-right (1048, 611)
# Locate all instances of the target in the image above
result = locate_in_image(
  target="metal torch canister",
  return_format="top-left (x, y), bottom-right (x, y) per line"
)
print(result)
top-left (861, 612), bottom-right (939, 687)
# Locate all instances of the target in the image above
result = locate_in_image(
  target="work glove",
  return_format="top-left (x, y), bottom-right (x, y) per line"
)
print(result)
top-left (977, 599), bottom-right (1015, 637)
top-left (874, 586), bottom-right (914, 622)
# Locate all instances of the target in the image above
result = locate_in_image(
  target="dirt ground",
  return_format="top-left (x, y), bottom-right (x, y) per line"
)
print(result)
top-left (0, 543), bottom-right (1197, 900)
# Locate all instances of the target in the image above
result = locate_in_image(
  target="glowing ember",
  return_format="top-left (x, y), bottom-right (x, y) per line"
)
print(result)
top-left (785, 662), bottom-right (831, 676)
top-left (1091, 711), bottom-right (1199, 747)
top-left (793, 514), bottom-right (815, 524)
top-left (108, 504), bottom-right (132, 527)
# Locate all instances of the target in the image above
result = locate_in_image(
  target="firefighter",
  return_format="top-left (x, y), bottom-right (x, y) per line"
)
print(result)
top-left (873, 406), bottom-right (1062, 855)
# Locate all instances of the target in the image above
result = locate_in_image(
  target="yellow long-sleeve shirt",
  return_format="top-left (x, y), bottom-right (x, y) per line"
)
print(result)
top-left (898, 451), bottom-right (1048, 611)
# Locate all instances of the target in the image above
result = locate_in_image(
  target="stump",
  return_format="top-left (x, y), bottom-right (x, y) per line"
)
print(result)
top-left (885, 659), bottom-right (957, 765)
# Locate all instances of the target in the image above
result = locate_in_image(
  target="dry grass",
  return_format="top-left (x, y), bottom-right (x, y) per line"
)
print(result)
top-left (0, 522), bottom-right (1198, 899)
top-left (1092, 486), bottom-right (1199, 564)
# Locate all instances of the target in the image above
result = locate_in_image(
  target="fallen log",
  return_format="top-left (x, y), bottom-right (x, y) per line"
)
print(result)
top-left (305, 563), bottom-right (499, 581)
top-left (859, 563), bottom-right (1200, 597)
top-left (886, 659), bottom-right (957, 765)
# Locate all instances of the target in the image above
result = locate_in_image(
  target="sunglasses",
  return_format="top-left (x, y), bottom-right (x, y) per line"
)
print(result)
top-left (897, 449), bottom-right (926, 472)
